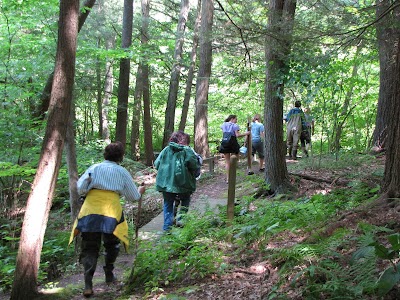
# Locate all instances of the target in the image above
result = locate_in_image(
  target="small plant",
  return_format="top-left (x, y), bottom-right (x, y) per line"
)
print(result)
top-left (370, 233), bottom-right (400, 296)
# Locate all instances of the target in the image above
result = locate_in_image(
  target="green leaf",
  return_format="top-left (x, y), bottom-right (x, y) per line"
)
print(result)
top-left (377, 263), bottom-right (400, 296)
top-left (370, 242), bottom-right (392, 259)
top-left (388, 233), bottom-right (400, 251)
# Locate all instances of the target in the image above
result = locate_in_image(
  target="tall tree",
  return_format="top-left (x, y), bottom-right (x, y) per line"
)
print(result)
top-left (115, 0), bottom-right (134, 146)
top-left (35, 0), bottom-right (97, 120)
top-left (372, 0), bottom-right (400, 153)
top-left (179, 0), bottom-right (201, 132)
top-left (141, 0), bottom-right (154, 166)
top-left (162, 0), bottom-right (190, 147)
top-left (379, 2), bottom-right (400, 198)
top-left (10, 0), bottom-right (79, 298)
top-left (99, 37), bottom-right (115, 144)
top-left (130, 65), bottom-right (144, 159)
top-left (194, 0), bottom-right (213, 158)
top-left (264, 0), bottom-right (296, 193)
top-left (381, 39), bottom-right (400, 198)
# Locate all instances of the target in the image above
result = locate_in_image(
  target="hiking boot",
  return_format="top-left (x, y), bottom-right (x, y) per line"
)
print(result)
top-left (82, 255), bottom-right (97, 298)
top-left (83, 288), bottom-right (94, 298)
top-left (104, 265), bottom-right (117, 284)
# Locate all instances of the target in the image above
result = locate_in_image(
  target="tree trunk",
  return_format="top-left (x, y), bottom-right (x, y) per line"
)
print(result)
top-left (141, 0), bottom-right (154, 166)
top-left (179, 0), bottom-right (201, 132)
top-left (115, 0), bottom-right (134, 146)
top-left (66, 103), bottom-right (81, 221)
top-left (194, 0), bottom-right (213, 158)
top-left (10, 0), bottom-right (79, 298)
top-left (331, 46), bottom-right (361, 153)
top-left (264, 0), bottom-right (296, 194)
top-left (101, 37), bottom-right (115, 144)
top-left (35, 0), bottom-right (97, 120)
top-left (382, 36), bottom-right (400, 198)
top-left (372, 0), bottom-right (400, 153)
top-left (130, 65), bottom-right (143, 159)
top-left (162, 0), bottom-right (190, 147)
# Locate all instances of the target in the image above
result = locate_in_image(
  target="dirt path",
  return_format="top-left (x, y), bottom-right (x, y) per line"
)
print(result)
top-left (40, 159), bottom-right (233, 299)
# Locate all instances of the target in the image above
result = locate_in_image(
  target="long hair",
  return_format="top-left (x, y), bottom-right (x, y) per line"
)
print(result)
top-left (225, 114), bottom-right (237, 122)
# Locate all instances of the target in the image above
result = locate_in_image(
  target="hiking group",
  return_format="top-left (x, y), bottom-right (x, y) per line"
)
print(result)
top-left (70, 103), bottom-right (315, 297)
top-left (218, 101), bottom-right (315, 181)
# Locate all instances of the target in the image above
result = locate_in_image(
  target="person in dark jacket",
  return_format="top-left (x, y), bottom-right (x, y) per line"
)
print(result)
top-left (154, 131), bottom-right (200, 231)
top-left (69, 142), bottom-right (145, 298)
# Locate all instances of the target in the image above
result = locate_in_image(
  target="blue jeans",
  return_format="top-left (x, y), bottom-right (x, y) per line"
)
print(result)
top-left (162, 192), bottom-right (191, 231)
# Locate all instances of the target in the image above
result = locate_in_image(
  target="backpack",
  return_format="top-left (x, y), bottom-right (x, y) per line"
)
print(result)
top-left (221, 132), bottom-right (234, 147)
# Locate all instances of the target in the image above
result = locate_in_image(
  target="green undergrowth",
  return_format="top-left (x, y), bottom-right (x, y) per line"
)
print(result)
top-left (123, 168), bottom-right (399, 299)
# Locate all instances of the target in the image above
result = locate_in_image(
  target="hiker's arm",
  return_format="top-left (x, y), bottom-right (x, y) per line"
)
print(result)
top-left (236, 130), bottom-right (250, 138)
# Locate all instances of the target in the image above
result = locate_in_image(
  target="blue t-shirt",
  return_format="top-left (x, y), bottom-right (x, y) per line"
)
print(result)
top-left (251, 122), bottom-right (264, 142)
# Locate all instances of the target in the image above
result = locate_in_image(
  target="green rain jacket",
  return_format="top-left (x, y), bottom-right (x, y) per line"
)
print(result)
top-left (154, 142), bottom-right (199, 194)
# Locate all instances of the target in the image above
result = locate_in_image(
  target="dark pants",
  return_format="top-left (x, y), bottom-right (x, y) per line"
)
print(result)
top-left (300, 130), bottom-right (311, 147)
top-left (80, 232), bottom-right (120, 288)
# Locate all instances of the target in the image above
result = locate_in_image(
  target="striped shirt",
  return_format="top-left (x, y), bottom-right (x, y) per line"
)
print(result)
top-left (77, 160), bottom-right (141, 202)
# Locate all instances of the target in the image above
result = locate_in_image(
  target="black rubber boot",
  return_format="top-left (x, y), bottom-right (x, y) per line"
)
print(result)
top-left (103, 264), bottom-right (116, 284)
top-left (288, 146), bottom-right (293, 158)
top-left (103, 243), bottom-right (119, 284)
top-left (82, 256), bottom-right (97, 297)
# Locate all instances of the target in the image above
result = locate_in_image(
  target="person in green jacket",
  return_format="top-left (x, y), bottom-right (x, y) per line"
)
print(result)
top-left (154, 131), bottom-right (200, 230)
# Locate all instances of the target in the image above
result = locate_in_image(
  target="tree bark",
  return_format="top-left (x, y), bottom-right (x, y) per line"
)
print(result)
top-left (10, 0), bottom-right (79, 298)
top-left (382, 36), bottom-right (400, 198)
top-left (141, 0), bottom-right (154, 166)
top-left (372, 0), bottom-right (400, 153)
top-left (179, 0), bottom-right (201, 132)
top-left (162, 0), bottom-right (190, 147)
top-left (35, 0), bottom-right (97, 120)
top-left (130, 65), bottom-right (143, 159)
top-left (264, 0), bottom-right (296, 194)
top-left (194, 0), bottom-right (213, 158)
top-left (100, 37), bottom-right (115, 144)
top-left (115, 0), bottom-right (134, 146)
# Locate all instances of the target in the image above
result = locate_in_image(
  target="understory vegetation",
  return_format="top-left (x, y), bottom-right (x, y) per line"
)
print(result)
top-left (2, 153), bottom-right (399, 299)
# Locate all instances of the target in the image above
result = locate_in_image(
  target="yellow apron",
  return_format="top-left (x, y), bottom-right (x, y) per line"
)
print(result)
top-left (69, 189), bottom-right (129, 251)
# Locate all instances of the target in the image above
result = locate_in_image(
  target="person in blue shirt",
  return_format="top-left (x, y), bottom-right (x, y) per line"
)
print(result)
top-left (70, 142), bottom-right (145, 298)
top-left (285, 101), bottom-right (306, 160)
top-left (251, 114), bottom-right (265, 172)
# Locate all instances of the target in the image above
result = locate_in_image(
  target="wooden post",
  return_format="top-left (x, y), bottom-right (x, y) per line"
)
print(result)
top-left (247, 116), bottom-right (253, 174)
top-left (227, 154), bottom-right (237, 226)
top-left (208, 155), bottom-right (215, 173)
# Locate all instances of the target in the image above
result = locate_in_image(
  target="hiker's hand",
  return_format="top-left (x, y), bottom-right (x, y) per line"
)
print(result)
top-left (138, 184), bottom-right (146, 195)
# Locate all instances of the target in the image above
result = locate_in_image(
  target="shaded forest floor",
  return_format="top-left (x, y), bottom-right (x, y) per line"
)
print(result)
top-left (3, 153), bottom-right (400, 299)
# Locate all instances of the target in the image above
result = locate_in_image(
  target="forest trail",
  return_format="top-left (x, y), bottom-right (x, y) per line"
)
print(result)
top-left (39, 158), bottom-right (239, 299)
